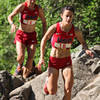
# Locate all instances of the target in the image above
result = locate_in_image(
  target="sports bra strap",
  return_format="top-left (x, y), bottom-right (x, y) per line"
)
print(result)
top-left (56, 22), bottom-right (61, 32)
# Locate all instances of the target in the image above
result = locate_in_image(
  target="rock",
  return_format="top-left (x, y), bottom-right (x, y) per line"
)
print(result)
top-left (72, 74), bottom-right (100, 100)
top-left (0, 70), bottom-right (12, 100)
top-left (91, 45), bottom-right (100, 56)
top-left (0, 45), bottom-right (100, 100)
top-left (90, 60), bottom-right (100, 74)
top-left (9, 82), bottom-right (31, 100)
top-left (9, 71), bottom-right (65, 100)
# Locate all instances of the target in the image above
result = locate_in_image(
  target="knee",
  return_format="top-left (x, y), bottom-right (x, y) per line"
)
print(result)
top-left (64, 86), bottom-right (72, 95)
top-left (17, 54), bottom-right (24, 62)
top-left (65, 88), bottom-right (71, 94)
top-left (48, 88), bottom-right (57, 95)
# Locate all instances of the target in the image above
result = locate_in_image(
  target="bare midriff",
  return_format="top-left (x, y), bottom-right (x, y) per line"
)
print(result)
top-left (50, 47), bottom-right (71, 58)
top-left (19, 23), bottom-right (36, 33)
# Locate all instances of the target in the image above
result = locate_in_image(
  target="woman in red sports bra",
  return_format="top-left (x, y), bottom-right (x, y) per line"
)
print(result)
top-left (8, 0), bottom-right (47, 79)
top-left (39, 6), bottom-right (94, 100)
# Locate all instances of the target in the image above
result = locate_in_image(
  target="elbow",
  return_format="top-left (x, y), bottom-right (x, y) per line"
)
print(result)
top-left (8, 14), bottom-right (13, 22)
top-left (8, 15), bottom-right (11, 22)
top-left (8, 15), bottom-right (10, 21)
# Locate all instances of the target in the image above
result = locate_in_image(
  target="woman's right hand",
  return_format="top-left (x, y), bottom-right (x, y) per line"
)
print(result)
top-left (10, 24), bottom-right (16, 33)
top-left (37, 58), bottom-right (45, 72)
top-left (39, 58), bottom-right (45, 67)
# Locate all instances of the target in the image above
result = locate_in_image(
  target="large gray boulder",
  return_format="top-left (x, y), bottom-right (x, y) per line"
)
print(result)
top-left (72, 73), bottom-right (100, 100)
top-left (9, 71), bottom-right (64, 100)
top-left (0, 45), bottom-right (100, 100)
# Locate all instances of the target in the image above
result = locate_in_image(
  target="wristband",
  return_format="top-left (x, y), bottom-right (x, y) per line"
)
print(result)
top-left (10, 22), bottom-right (14, 25)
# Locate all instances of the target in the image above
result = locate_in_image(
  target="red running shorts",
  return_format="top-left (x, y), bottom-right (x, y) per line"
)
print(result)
top-left (48, 56), bottom-right (72, 70)
top-left (14, 30), bottom-right (37, 46)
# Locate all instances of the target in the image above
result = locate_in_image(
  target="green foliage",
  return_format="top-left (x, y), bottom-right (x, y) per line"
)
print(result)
top-left (0, 0), bottom-right (100, 73)
top-left (74, 0), bottom-right (100, 45)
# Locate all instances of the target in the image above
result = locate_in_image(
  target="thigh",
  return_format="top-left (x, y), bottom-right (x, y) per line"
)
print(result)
top-left (16, 41), bottom-right (25, 56)
top-left (26, 44), bottom-right (36, 58)
top-left (47, 67), bottom-right (59, 91)
top-left (62, 66), bottom-right (74, 89)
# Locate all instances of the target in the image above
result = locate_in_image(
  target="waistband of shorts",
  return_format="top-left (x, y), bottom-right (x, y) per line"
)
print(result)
top-left (17, 29), bottom-right (36, 34)
top-left (49, 56), bottom-right (71, 60)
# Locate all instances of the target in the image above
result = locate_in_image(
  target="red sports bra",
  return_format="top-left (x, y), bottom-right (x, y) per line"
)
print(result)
top-left (51, 22), bottom-right (75, 49)
top-left (20, 2), bottom-right (39, 25)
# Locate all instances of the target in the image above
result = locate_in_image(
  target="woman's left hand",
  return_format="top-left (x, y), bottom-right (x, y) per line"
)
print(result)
top-left (85, 49), bottom-right (94, 58)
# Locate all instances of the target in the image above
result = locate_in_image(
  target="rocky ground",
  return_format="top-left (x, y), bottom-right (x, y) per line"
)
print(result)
top-left (0, 45), bottom-right (100, 100)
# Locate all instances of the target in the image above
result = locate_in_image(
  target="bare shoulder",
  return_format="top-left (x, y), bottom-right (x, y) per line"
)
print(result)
top-left (44, 24), bottom-right (57, 39)
top-left (48, 24), bottom-right (57, 32)
top-left (14, 3), bottom-right (25, 12)
top-left (9, 3), bottom-right (25, 16)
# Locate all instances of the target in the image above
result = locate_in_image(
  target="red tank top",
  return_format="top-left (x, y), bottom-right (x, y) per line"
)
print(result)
top-left (51, 22), bottom-right (75, 49)
top-left (20, 2), bottom-right (39, 25)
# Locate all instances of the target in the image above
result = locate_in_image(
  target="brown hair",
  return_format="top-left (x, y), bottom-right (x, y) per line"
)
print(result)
top-left (61, 6), bottom-right (75, 14)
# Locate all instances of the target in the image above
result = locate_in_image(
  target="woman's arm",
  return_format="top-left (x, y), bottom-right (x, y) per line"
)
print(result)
top-left (38, 6), bottom-right (47, 36)
top-left (8, 3), bottom-right (24, 33)
top-left (74, 27), bottom-right (88, 50)
top-left (39, 24), bottom-right (56, 65)
top-left (8, 3), bottom-right (24, 25)
top-left (75, 27), bottom-right (94, 57)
